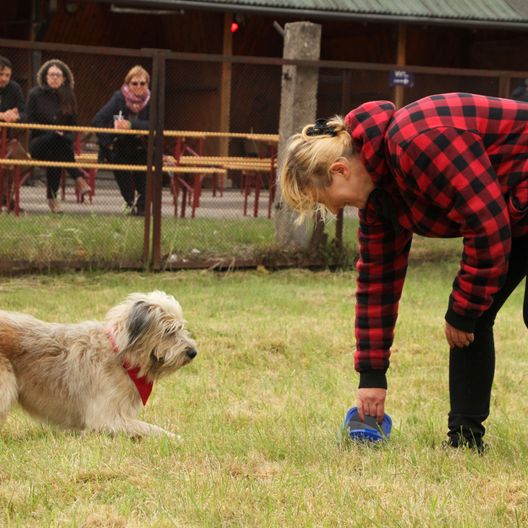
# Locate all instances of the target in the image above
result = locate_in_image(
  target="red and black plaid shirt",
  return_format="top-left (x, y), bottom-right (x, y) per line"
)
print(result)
top-left (344, 93), bottom-right (528, 388)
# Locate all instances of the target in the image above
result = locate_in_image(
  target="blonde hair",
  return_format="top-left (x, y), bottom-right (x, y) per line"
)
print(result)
top-left (124, 65), bottom-right (150, 85)
top-left (280, 115), bottom-right (354, 220)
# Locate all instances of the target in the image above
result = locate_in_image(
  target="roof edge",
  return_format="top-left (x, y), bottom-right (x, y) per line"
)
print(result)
top-left (99, 0), bottom-right (528, 31)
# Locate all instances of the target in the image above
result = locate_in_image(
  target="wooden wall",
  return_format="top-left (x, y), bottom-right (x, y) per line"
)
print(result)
top-left (3, 0), bottom-right (528, 136)
top-left (44, 2), bottom-right (223, 52)
top-left (0, 2), bottom-right (31, 41)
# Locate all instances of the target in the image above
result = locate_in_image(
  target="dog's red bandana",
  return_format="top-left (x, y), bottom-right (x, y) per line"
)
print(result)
top-left (106, 329), bottom-right (153, 406)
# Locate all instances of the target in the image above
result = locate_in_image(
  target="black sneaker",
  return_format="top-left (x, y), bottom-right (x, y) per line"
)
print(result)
top-left (126, 207), bottom-right (144, 217)
top-left (442, 438), bottom-right (487, 454)
top-left (124, 204), bottom-right (141, 216)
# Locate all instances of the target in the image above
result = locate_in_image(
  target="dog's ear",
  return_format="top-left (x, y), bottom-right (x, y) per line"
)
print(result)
top-left (127, 301), bottom-right (152, 345)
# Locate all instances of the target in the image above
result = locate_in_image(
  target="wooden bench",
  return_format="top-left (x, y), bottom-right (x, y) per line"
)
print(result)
top-left (165, 154), bottom-right (277, 218)
top-left (75, 153), bottom-right (229, 218)
top-left (0, 157), bottom-right (225, 218)
top-left (1, 124), bottom-right (279, 218)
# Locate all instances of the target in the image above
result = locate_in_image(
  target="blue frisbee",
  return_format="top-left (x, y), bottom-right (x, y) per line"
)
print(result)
top-left (342, 407), bottom-right (392, 442)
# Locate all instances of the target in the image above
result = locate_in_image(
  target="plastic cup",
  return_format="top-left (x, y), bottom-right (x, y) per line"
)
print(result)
top-left (113, 115), bottom-right (123, 129)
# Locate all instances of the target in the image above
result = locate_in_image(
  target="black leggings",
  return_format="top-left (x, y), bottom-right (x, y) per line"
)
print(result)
top-left (30, 133), bottom-right (82, 199)
top-left (448, 236), bottom-right (528, 445)
top-left (110, 145), bottom-right (147, 211)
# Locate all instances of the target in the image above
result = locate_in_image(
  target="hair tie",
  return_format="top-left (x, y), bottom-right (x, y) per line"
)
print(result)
top-left (306, 118), bottom-right (337, 137)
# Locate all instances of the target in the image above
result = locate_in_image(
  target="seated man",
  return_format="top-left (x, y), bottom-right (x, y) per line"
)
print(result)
top-left (0, 55), bottom-right (29, 210)
top-left (511, 78), bottom-right (528, 103)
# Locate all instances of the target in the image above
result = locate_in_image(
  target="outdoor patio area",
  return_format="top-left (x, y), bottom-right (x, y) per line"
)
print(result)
top-left (6, 171), bottom-right (275, 219)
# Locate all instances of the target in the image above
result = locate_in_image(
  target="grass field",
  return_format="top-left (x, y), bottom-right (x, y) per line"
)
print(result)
top-left (0, 214), bottom-right (280, 265)
top-left (0, 214), bottom-right (464, 270)
top-left (0, 261), bottom-right (526, 527)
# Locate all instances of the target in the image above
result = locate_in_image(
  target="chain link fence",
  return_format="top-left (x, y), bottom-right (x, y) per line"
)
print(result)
top-left (1, 44), bottom-right (156, 271)
top-left (0, 42), bottom-right (287, 272)
top-left (157, 54), bottom-right (282, 270)
top-left (1, 39), bottom-right (527, 273)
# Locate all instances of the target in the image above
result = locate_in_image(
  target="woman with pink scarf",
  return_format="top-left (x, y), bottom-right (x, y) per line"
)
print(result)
top-left (92, 65), bottom-right (151, 216)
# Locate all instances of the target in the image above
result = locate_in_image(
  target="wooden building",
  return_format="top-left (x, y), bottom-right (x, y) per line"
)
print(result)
top-left (2, 0), bottom-right (528, 138)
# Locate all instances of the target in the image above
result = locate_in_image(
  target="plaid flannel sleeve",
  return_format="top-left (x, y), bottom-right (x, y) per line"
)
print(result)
top-left (395, 127), bottom-right (512, 332)
top-left (355, 204), bottom-right (413, 388)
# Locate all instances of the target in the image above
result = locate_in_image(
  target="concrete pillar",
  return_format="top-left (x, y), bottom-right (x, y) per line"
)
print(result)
top-left (274, 21), bottom-right (322, 249)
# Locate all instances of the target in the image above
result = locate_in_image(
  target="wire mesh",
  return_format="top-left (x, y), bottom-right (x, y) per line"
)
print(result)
top-left (0, 45), bottom-right (154, 269)
top-left (0, 40), bottom-right (524, 271)
top-left (158, 58), bottom-right (281, 267)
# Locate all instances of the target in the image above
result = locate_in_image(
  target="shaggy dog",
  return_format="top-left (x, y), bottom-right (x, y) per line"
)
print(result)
top-left (0, 291), bottom-right (196, 438)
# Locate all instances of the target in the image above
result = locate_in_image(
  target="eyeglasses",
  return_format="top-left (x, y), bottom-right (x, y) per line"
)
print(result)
top-left (47, 72), bottom-right (63, 78)
top-left (130, 81), bottom-right (147, 86)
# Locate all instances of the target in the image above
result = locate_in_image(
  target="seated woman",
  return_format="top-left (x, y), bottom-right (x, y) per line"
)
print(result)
top-left (92, 65), bottom-right (151, 216)
top-left (27, 59), bottom-right (90, 214)
top-left (0, 55), bottom-right (28, 211)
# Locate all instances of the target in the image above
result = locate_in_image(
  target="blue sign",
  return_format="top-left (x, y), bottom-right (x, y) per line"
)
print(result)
top-left (389, 70), bottom-right (414, 88)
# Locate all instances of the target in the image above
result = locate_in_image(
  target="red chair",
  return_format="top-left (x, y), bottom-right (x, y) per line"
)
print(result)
top-left (242, 149), bottom-right (277, 218)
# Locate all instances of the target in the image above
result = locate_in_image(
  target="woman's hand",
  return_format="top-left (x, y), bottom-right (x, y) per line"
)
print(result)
top-left (357, 387), bottom-right (387, 423)
top-left (445, 321), bottom-right (474, 349)
top-left (1, 108), bottom-right (19, 122)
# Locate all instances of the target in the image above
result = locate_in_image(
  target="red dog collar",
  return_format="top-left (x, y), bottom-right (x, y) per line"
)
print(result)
top-left (106, 329), bottom-right (153, 405)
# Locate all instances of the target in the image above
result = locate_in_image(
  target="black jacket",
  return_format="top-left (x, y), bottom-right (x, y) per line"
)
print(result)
top-left (26, 86), bottom-right (77, 141)
top-left (0, 80), bottom-right (26, 118)
top-left (91, 91), bottom-right (150, 155)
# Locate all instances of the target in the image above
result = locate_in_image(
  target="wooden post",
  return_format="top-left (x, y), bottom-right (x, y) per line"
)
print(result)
top-left (219, 12), bottom-right (233, 157)
top-left (394, 24), bottom-right (407, 109)
top-left (274, 21), bottom-right (322, 250)
top-left (498, 74), bottom-right (511, 98)
top-left (335, 70), bottom-right (352, 250)
top-left (151, 51), bottom-right (166, 270)
top-left (0, 127), bottom-right (6, 213)
top-left (143, 53), bottom-right (159, 269)
top-left (341, 70), bottom-right (352, 114)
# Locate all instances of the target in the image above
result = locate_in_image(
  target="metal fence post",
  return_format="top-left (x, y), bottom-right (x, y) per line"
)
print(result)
top-left (151, 50), bottom-right (167, 270)
top-left (143, 50), bottom-right (159, 268)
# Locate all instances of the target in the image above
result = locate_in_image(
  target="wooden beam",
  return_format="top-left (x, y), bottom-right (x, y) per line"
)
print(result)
top-left (498, 74), bottom-right (511, 99)
top-left (394, 24), bottom-right (406, 109)
top-left (219, 12), bottom-right (233, 157)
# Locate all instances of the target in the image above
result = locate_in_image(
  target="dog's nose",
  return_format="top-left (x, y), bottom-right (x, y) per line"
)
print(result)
top-left (186, 347), bottom-right (197, 359)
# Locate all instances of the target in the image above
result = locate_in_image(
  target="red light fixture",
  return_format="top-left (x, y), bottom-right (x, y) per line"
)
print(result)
top-left (230, 14), bottom-right (245, 33)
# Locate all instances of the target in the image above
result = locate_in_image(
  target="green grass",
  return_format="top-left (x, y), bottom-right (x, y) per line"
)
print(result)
top-left (0, 214), bottom-right (277, 266)
top-left (0, 214), bottom-right (145, 265)
top-left (160, 217), bottom-right (276, 261)
top-left (0, 214), bottom-right (464, 270)
top-left (0, 264), bottom-right (526, 526)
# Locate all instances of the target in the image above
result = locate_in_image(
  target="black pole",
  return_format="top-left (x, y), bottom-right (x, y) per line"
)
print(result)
top-left (143, 51), bottom-right (159, 268)
top-left (335, 208), bottom-right (344, 249)
top-left (151, 50), bottom-right (166, 270)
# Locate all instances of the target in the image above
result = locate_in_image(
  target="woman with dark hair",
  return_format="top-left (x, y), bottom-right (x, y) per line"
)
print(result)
top-left (92, 65), bottom-right (151, 216)
top-left (27, 59), bottom-right (91, 213)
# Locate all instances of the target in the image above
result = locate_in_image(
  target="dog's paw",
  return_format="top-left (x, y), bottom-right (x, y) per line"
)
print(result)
top-left (166, 431), bottom-right (183, 442)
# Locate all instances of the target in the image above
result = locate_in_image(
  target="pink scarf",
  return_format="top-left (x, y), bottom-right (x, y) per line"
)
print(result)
top-left (121, 83), bottom-right (150, 114)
